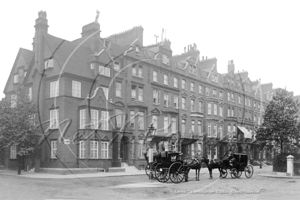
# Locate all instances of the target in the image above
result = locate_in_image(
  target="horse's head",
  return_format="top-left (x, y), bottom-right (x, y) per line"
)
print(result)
top-left (201, 157), bottom-right (209, 165)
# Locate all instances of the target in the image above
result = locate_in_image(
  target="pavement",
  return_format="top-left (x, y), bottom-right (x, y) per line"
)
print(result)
top-left (1, 165), bottom-right (299, 179)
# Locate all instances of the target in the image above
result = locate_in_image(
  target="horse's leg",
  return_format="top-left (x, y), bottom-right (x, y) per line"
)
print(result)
top-left (208, 167), bottom-right (213, 179)
top-left (185, 168), bottom-right (190, 182)
top-left (218, 168), bottom-right (222, 178)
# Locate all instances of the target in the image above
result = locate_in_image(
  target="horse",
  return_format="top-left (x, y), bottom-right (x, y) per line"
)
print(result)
top-left (183, 157), bottom-right (206, 181)
top-left (202, 157), bottom-right (224, 179)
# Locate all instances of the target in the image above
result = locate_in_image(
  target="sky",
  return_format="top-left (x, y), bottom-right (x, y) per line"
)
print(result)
top-left (0, 0), bottom-right (300, 98)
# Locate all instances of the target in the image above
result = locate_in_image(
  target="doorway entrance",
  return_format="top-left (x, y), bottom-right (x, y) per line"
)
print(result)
top-left (120, 136), bottom-right (129, 162)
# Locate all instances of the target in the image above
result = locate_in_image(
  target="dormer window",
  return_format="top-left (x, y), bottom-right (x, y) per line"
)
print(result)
top-left (13, 75), bottom-right (18, 84)
top-left (18, 69), bottom-right (24, 78)
top-left (45, 59), bottom-right (54, 69)
top-left (113, 61), bottom-right (120, 71)
top-left (189, 65), bottom-right (196, 75)
top-left (90, 63), bottom-right (95, 70)
top-left (162, 55), bottom-right (170, 65)
top-left (135, 46), bottom-right (140, 55)
top-left (212, 74), bottom-right (218, 83)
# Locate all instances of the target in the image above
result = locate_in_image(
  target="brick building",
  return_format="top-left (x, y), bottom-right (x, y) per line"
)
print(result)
top-left (3, 11), bottom-right (275, 171)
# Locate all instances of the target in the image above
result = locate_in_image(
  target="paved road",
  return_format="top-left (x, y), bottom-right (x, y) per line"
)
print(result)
top-left (0, 166), bottom-right (299, 200)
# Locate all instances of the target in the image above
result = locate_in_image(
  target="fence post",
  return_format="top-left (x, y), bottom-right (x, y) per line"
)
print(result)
top-left (286, 155), bottom-right (294, 176)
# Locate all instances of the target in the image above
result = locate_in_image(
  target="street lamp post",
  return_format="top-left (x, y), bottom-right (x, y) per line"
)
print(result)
top-left (146, 124), bottom-right (156, 180)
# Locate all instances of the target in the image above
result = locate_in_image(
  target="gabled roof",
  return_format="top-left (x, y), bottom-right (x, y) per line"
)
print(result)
top-left (3, 48), bottom-right (34, 94)
top-left (42, 34), bottom-right (97, 79)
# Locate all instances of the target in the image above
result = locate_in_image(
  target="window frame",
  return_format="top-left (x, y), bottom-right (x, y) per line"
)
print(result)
top-left (153, 70), bottom-right (158, 82)
top-left (91, 109), bottom-right (99, 129)
top-left (174, 77), bottom-right (178, 88)
top-left (80, 109), bottom-right (86, 129)
top-left (163, 74), bottom-right (168, 85)
top-left (138, 111), bottom-right (145, 130)
top-left (51, 140), bottom-right (57, 159)
top-left (50, 109), bottom-right (59, 129)
top-left (90, 140), bottom-right (99, 159)
top-left (174, 95), bottom-right (179, 109)
top-left (208, 103), bottom-right (212, 115)
top-left (101, 141), bottom-right (109, 158)
top-left (79, 141), bottom-right (86, 158)
top-left (182, 79), bottom-right (186, 90)
top-left (101, 111), bottom-right (109, 130)
top-left (72, 80), bottom-right (81, 98)
top-left (181, 97), bottom-right (186, 109)
top-left (116, 82), bottom-right (122, 97)
top-left (50, 80), bottom-right (59, 98)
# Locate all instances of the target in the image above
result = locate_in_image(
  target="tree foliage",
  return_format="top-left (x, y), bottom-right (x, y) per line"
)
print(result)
top-left (256, 89), bottom-right (300, 153)
top-left (0, 86), bottom-right (41, 156)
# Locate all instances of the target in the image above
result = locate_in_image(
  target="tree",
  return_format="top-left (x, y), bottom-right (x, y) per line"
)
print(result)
top-left (0, 86), bottom-right (41, 174)
top-left (256, 89), bottom-right (300, 154)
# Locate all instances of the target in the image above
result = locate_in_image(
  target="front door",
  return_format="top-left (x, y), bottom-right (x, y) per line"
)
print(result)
top-left (120, 136), bottom-right (129, 162)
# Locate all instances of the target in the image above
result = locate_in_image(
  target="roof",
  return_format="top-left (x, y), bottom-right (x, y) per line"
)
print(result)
top-left (20, 48), bottom-right (34, 66)
top-left (43, 34), bottom-right (95, 78)
top-left (234, 71), bottom-right (248, 81)
top-left (3, 48), bottom-right (34, 94)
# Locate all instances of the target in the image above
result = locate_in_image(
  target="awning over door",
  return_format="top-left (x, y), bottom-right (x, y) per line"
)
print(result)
top-left (237, 126), bottom-right (252, 139)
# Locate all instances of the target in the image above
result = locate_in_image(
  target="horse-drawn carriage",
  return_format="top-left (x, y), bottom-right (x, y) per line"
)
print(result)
top-left (144, 151), bottom-right (203, 183)
top-left (144, 151), bottom-right (186, 183)
top-left (219, 153), bottom-right (254, 178)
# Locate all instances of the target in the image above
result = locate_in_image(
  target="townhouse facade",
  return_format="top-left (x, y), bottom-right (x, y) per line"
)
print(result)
top-left (3, 11), bottom-right (276, 171)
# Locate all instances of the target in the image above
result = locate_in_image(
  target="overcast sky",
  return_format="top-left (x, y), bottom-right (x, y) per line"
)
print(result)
top-left (1, 0), bottom-right (299, 98)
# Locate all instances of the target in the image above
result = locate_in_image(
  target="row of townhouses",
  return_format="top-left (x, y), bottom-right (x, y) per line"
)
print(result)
top-left (2, 11), bottom-right (279, 170)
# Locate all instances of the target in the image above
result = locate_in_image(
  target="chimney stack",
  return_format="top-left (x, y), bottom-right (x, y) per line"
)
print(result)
top-left (34, 11), bottom-right (49, 72)
top-left (228, 60), bottom-right (235, 73)
top-left (81, 22), bottom-right (100, 38)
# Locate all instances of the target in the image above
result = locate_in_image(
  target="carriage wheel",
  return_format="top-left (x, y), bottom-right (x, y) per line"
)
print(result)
top-left (152, 162), bottom-right (158, 179)
top-left (169, 162), bottom-right (185, 184)
top-left (230, 168), bottom-right (238, 179)
top-left (220, 168), bottom-right (228, 178)
top-left (145, 163), bottom-right (157, 179)
top-left (244, 165), bottom-right (254, 178)
top-left (155, 164), bottom-right (169, 182)
top-left (145, 163), bottom-right (151, 178)
top-left (235, 170), bottom-right (242, 178)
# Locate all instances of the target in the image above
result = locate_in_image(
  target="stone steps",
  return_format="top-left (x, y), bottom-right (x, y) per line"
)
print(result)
top-left (108, 162), bottom-right (141, 173)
